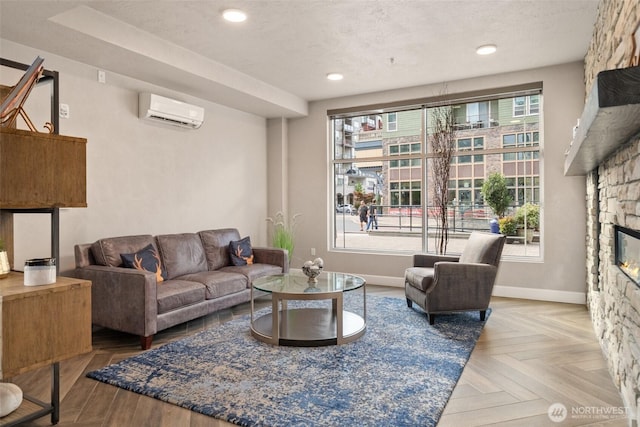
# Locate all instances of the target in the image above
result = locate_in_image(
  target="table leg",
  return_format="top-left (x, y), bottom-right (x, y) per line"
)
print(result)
top-left (336, 294), bottom-right (344, 344)
top-left (363, 283), bottom-right (367, 322)
top-left (250, 286), bottom-right (254, 324)
top-left (271, 296), bottom-right (279, 344)
top-left (51, 362), bottom-right (60, 424)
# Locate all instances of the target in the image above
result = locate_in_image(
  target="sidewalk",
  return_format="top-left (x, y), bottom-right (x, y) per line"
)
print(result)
top-left (338, 215), bottom-right (540, 257)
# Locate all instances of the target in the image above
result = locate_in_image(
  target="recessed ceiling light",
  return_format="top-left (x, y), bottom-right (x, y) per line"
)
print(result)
top-left (327, 73), bottom-right (343, 81)
top-left (222, 9), bottom-right (247, 23)
top-left (476, 44), bottom-right (497, 55)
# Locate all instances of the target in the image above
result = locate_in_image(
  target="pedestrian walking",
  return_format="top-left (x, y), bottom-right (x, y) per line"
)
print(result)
top-left (366, 203), bottom-right (378, 231)
top-left (358, 202), bottom-right (369, 231)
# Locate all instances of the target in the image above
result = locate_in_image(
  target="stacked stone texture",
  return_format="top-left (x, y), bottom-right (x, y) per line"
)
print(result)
top-left (584, 0), bottom-right (640, 420)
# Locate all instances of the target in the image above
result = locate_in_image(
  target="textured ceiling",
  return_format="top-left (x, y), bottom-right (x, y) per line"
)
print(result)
top-left (0, 0), bottom-right (599, 117)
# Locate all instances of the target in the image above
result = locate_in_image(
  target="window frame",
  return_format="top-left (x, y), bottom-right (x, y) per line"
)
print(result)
top-left (387, 112), bottom-right (398, 131)
top-left (330, 86), bottom-right (542, 259)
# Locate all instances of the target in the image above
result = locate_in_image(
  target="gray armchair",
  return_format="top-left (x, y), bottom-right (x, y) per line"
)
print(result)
top-left (404, 232), bottom-right (506, 324)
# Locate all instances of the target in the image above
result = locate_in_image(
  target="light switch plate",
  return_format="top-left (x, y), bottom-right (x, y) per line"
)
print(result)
top-left (59, 103), bottom-right (69, 118)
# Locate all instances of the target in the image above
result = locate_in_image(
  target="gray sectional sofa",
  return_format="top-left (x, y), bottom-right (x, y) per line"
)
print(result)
top-left (73, 228), bottom-right (288, 349)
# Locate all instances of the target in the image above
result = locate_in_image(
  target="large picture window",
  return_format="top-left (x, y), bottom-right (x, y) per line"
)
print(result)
top-left (331, 90), bottom-right (542, 258)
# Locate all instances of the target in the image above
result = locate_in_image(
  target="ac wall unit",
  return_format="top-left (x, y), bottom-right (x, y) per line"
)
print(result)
top-left (138, 93), bottom-right (204, 129)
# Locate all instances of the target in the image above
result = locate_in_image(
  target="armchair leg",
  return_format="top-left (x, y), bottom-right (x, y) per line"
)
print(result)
top-left (479, 310), bottom-right (486, 321)
top-left (406, 298), bottom-right (413, 308)
top-left (427, 314), bottom-right (435, 325)
top-left (140, 335), bottom-right (153, 350)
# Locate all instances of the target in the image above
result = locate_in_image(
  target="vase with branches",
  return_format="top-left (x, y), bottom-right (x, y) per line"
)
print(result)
top-left (429, 104), bottom-right (457, 254)
top-left (266, 211), bottom-right (301, 265)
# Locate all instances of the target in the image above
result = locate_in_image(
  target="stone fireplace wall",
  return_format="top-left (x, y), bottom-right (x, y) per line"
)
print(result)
top-left (585, 0), bottom-right (640, 424)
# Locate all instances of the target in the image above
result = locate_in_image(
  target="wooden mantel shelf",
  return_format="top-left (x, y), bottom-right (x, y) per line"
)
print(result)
top-left (564, 66), bottom-right (640, 176)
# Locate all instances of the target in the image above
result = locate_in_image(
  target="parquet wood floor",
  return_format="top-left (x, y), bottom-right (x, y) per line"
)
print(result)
top-left (3, 286), bottom-right (627, 426)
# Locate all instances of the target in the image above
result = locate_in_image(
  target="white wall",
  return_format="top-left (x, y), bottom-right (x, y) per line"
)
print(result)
top-left (285, 62), bottom-right (588, 302)
top-left (1, 40), bottom-right (270, 274)
top-left (1, 39), bottom-right (589, 301)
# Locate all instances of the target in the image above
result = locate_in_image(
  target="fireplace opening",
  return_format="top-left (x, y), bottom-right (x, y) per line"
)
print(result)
top-left (615, 225), bottom-right (640, 286)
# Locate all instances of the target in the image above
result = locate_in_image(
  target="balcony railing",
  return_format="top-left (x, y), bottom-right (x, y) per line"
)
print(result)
top-left (337, 204), bottom-right (497, 233)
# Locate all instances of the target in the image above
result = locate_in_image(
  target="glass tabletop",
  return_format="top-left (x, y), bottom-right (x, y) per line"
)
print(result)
top-left (253, 271), bottom-right (365, 294)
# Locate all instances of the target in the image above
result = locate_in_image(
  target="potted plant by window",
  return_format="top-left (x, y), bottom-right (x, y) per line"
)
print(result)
top-left (498, 216), bottom-right (517, 237)
top-left (481, 173), bottom-right (512, 219)
top-left (514, 203), bottom-right (539, 243)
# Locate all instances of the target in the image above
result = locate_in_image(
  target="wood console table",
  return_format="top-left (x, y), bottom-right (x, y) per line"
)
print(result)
top-left (0, 273), bottom-right (91, 426)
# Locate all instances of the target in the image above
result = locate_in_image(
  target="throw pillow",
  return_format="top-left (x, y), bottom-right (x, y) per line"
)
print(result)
top-left (121, 244), bottom-right (168, 282)
top-left (229, 236), bottom-right (254, 266)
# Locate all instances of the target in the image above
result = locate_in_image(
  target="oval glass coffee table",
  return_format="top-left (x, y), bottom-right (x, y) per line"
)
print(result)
top-left (250, 271), bottom-right (366, 346)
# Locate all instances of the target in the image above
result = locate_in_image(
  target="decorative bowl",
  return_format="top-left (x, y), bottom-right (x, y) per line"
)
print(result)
top-left (302, 258), bottom-right (324, 283)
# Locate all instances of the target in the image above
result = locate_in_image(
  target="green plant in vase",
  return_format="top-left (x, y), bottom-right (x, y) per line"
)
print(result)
top-left (266, 212), bottom-right (301, 265)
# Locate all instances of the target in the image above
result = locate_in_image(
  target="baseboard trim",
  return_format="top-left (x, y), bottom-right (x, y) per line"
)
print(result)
top-left (292, 271), bottom-right (586, 305)
top-left (356, 273), bottom-right (586, 305)
top-left (492, 285), bottom-right (586, 305)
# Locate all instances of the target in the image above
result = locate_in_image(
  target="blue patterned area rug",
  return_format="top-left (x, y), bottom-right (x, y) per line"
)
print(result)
top-left (87, 295), bottom-right (489, 426)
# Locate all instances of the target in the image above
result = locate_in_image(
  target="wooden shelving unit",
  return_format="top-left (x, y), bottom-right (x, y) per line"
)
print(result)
top-left (0, 273), bottom-right (92, 426)
top-left (0, 58), bottom-right (89, 426)
top-left (564, 66), bottom-right (640, 176)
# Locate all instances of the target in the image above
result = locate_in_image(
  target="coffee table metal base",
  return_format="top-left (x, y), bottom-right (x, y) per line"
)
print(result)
top-left (251, 307), bottom-right (365, 346)
top-left (250, 272), bottom-right (367, 347)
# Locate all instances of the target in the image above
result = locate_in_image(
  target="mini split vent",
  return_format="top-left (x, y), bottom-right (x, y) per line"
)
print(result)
top-left (138, 93), bottom-right (204, 129)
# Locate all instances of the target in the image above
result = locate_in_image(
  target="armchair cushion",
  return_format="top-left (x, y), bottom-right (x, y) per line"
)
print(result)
top-left (459, 232), bottom-right (504, 265)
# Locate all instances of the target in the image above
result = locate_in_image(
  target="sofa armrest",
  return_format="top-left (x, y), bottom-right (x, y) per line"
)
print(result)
top-left (74, 243), bottom-right (95, 268)
top-left (71, 265), bottom-right (158, 338)
top-left (413, 253), bottom-right (459, 268)
top-left (252, 246), bottom-right (289, 273)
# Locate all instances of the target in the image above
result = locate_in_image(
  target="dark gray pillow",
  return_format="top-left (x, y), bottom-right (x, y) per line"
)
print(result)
top-left (229, 236), bottom-right (254, 266)
top-left (120, 243), bottom-right (168, 282)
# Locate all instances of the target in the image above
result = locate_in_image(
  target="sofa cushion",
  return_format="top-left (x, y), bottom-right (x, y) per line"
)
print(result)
top-left (120, 244), bottom-right (168, 282)
top-left (199, 228), bottom-right (241, 271)
top-left (91, 235), bottom-right (156, 267)
top-left (156, 233), bottom-right (208, 280)
top-left (220, 263), bottom-right (283, 284)
top-left (177, 270), bottom-right (247, 299)
top-left (229, 236), bottom-right (254, 266)
top-left (156, 280), bottom-right (206, 314)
